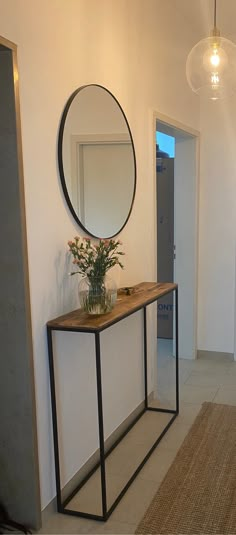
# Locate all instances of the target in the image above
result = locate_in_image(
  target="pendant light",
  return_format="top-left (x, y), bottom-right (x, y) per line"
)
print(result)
top-left (186, 0), bottom-right (236, 99)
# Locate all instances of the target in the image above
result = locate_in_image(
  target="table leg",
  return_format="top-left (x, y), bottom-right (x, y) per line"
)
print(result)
top-left (143, 306), bottom-right (148, 409)
top-left (47, 326), bottom-right (62, 512)
top-left (175, 287), bottom-right (179, 414)
top-left (94, 332), bottom-right (107, 519)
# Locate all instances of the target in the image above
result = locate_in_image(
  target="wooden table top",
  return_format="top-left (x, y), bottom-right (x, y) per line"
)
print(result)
top-left (47, 281), bottom-right (177, 332)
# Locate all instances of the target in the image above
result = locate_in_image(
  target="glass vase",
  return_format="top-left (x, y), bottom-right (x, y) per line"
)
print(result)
top-left (78, 274), bottom-right (117, 315)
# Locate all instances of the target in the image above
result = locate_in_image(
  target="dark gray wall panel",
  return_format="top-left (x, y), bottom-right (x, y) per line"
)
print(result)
top-left (0, 48), bottom-right (41, 529)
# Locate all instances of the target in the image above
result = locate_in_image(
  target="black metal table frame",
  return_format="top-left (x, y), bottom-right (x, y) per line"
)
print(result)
top-left (47, 286), bottom-right (179, 522)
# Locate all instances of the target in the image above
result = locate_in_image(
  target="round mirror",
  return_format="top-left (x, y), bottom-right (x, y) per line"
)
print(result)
top-left (58, 84), bottom-right (136, 238)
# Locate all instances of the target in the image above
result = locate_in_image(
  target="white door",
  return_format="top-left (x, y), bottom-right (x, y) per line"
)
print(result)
top-left (174, 136), bottom-right (198, 359)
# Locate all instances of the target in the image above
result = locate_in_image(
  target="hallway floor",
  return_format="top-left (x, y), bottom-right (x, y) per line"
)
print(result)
top-left (39, 350), bottom-right (236, 534)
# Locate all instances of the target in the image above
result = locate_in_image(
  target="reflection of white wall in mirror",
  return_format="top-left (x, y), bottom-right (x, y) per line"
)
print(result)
top-left (70, 133), bottom-right (134, 236)
top-left (63, 86), bottom-right (129, 197)
top-left (80, 142), bottom-right (134, 237)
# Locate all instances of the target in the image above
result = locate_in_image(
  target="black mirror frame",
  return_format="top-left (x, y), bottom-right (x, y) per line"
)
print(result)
top-left (58, 84), bottom-right (137, 239)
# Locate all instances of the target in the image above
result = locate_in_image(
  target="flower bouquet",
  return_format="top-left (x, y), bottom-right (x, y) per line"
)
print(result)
top-left (68, 236), bottom-right (124, 314)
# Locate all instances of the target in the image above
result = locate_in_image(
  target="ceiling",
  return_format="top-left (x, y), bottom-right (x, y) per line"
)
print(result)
top-left (173, 0), bottom-right (236, 41)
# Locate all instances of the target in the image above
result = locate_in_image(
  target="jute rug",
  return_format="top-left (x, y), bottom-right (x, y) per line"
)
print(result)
top-left (136, 402), bottom-right (236, 534)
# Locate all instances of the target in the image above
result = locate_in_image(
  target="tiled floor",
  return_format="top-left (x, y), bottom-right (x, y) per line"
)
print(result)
top-left (39, 345), bottom-right (236, 534)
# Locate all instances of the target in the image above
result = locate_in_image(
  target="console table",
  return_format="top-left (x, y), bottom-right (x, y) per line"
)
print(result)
top-left (47, 281), bottom-right (179, 521)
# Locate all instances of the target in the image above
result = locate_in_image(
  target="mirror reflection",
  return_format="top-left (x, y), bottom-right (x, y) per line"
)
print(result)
top-left (58, 85), bottom-right (136, 238)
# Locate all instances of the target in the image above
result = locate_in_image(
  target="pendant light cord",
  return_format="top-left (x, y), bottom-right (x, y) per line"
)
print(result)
top-left (214, 0), bottom-right (217, 28)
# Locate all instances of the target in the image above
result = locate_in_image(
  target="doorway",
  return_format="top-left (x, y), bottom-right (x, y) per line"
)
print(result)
top-left (0, 37), bottom-right (41, 528)
top-left (154, 112), bottom-right (199, 361)
top-left (156, 134), bottom-right (175, 340)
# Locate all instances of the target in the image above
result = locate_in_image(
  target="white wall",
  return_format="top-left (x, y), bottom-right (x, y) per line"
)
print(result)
top-left (198, 97), bottom-right (236, 354)
top-left (0, 0), bottom-right (199, 510)
top-left (54, 313), bottom-right (144, 488)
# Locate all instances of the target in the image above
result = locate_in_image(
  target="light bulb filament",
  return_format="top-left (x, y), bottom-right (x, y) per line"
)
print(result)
top-left (211, 72), bottom-right (220, 85)
top-left (210, 49), bottom-right (220, 67)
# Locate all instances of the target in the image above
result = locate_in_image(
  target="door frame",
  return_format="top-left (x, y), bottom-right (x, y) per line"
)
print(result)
top-left (153, 111), bottom-right (200, 359)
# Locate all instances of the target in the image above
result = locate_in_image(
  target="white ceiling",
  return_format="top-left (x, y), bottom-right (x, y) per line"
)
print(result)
top-left (173, 0), bottom-right (236, 41)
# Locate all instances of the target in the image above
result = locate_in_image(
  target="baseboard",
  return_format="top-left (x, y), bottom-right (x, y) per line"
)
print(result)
top-left (197, 350), bottom-right (234, 362)
top-left (42, 392), bottom-right (154, 523)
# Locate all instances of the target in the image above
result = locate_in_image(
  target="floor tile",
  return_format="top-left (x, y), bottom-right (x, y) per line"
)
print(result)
top-left (66, 471), bottom-right (127, 516)
top-left (158, 421), bottom-right (191, 452)
top-left (137, 446), bottom-right (177, 483)
top-left (157, 367), bottom-right (191, 388)
top-left (88, 519), bottom-right (136, 534)
top-left (213, 386), bottom-right (236, 406)
top-left (117, 411), bottom-right (172, 446)
top-left (105, 440), bottom-right (156, 481)
top-left (225, 363), bottom-right (236, 374)
top-left (150, 395), bottom-right (176, 411)
top-left (110, 478), bottom-right (159, 524)
top-left (39, 512), bottom-right (97, 534)
top-left (178, 358), bottom-right (197, 371)
top-left (185, 370), bottom-right (236, 387)
top-left (180, 384), bottom-right (219, 404)
top-left (174, 402), bottom-right (201, 425)
top-left (180, 357), bottom-right (231, 373)
top-left (155, 387), bottom-right (176, 407)
top-left (65, 411), bottom-right (171, 517)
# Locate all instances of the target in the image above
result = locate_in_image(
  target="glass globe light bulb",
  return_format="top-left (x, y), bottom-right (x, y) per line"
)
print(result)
top-left (186, 35), bottom-right (236, 99)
